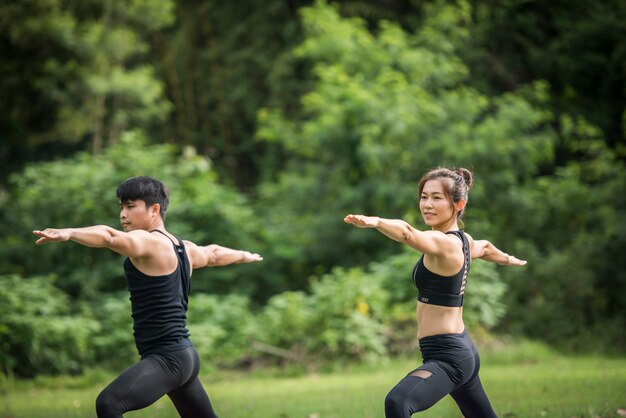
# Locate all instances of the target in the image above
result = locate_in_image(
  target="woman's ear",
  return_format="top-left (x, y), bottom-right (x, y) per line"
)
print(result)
top-left (456, 198), bottom-right (467, 213)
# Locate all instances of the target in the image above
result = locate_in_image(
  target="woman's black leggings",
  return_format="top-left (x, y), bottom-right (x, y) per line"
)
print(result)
top-left (385, 330), bottom-right (497, 418)
top-left (95, 346), bottom-right (218, 418)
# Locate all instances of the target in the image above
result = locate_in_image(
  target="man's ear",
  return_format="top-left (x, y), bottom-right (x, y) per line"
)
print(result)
top-left (150, 203), bottom-right (161, 218)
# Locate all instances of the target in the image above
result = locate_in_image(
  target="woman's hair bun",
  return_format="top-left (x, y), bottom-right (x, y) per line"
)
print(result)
top-left (455, 167), bottom-right (474, 190)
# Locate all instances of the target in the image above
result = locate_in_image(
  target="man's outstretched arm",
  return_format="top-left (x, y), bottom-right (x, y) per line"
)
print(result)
top-left (184, 241), bottom-right (263, 268)
top-left (33, 226), bottom-right (151, 258)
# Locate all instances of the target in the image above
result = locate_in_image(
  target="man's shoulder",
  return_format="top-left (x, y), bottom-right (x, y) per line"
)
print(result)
top-left (125, 229), bottom-right (172, 249)
top-left (128, 229), bottom-right (152, 236)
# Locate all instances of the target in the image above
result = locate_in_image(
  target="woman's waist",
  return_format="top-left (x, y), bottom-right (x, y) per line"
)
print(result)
top-left (418, 328), bottom-right (477, 361)
top-left (416, 302), bottom-right (464, 338)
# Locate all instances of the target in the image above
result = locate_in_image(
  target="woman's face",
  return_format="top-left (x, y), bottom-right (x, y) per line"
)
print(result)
top-left (419, 179), bottom-right (455, 229)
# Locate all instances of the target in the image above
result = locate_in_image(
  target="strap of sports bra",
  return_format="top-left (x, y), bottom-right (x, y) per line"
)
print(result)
top-left (446, 230), bottom-right (470, 298)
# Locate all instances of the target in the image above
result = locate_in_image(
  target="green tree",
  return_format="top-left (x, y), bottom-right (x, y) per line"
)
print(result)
top-left (501, 117), bottom-right (626, 350)
top-left (0, 0), bottom-right (174, 182)
top-left (151, 0), bottom-right (308, 189)
top-left (464, 0), bottom-right (626, 155)
top-left (255, 0), bottom-right (553, 288)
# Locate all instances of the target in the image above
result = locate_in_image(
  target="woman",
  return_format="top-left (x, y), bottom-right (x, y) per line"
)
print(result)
top-left (344, 167), bottom-right (526, 418)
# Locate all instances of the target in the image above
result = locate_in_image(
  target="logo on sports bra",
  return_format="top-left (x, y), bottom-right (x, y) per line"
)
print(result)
top-left (420, 296), bottom-right (429, 302)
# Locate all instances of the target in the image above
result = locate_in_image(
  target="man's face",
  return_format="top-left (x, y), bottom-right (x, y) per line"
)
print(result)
top-left (119, 199), bottom-right (151, 231)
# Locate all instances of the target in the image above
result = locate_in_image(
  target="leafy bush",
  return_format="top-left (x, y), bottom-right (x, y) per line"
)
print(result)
top-left (462, 261), bottom-right (506, 328)
top-left (89, 293), bottom-right (137, 368)
top-left (252, 267), bottom-right (390, 366)
top-left (254, 290), bottom-right (313, 362)
top-left (186, 293), bottom-right (258, 367)
top-left (0, 275), bottom-right (98, 377)
top-left (181, 249), bottom-right (507, 370)
top-left (308, 268), bottom-right (390, 361)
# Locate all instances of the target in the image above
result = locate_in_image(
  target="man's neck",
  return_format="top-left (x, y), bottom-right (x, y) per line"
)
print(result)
top-left (147, 220), bottom-right (166, 232)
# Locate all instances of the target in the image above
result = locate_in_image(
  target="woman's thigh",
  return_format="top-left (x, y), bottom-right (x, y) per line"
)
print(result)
top-left (450, 354), bottom-right (497, 418)
top-left (385, 362), bottom-right (457, 417)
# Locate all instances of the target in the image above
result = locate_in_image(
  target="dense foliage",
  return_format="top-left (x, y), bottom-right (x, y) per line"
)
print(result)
top-left (0, 0), bottom-right (624, 377)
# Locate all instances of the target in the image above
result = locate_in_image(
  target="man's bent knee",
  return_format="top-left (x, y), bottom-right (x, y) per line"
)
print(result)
top-left (96, 389), bottom-right (123, 418)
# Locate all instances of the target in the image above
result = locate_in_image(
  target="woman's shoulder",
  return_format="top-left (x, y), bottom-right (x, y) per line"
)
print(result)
top-left (460, 230), bottom-right (474, 245)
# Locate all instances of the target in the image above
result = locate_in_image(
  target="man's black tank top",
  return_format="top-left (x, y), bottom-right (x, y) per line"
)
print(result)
top-left (412, 230), bottom-right (470, 307)
top-left (124, 229), bottom-right (192, 357)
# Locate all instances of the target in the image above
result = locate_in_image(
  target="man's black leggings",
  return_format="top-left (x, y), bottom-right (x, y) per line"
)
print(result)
top-left (95, 346), bottom-right (218, 418)
top-left (385, 330), bottom-right (497, 418)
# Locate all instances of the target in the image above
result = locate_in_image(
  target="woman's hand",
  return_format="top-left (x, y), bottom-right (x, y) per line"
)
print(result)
top-left (343, 214), bottom-right (380, 228)
top-left (498, 254), bottom-right (527, 266)
top-left (473, 239), bottom-right (527, 266)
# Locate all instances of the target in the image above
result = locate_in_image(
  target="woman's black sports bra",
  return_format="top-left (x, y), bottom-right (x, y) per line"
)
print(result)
top-left (412, 230), bottom-right (470, 307)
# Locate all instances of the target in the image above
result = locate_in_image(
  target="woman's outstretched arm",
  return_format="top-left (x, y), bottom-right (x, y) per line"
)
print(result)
top-left (344, 214), bottom-right (454, 256)
top-left (471, 239), bottom-right (527, 266)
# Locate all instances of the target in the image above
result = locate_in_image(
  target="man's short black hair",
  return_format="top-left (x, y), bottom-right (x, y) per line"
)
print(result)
top-left (116, 176), bottom-right (169, 220)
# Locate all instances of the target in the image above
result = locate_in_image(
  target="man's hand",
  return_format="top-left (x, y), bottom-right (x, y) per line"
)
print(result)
top-left (239, 251), bottom-right (263, 263)
top-left (33, 228), bottom-right (71, 245)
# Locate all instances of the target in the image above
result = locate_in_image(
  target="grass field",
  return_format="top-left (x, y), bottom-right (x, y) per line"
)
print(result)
top-left (1, 341), bottom-right (625, 418)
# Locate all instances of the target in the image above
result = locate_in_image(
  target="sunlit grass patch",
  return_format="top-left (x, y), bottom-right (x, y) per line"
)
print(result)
top-left (2, 340), bottom-right (625, 418)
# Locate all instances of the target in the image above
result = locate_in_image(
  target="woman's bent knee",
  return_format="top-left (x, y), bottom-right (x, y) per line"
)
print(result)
top-left (385, 388), bottom-right (409, 418)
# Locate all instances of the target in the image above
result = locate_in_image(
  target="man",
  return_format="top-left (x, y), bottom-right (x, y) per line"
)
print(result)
top-left (33, 176), bottom-right (262, 418)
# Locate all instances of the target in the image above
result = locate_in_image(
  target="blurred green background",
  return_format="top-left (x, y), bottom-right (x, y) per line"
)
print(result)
top-left (1, 0), bottom-right (625, 381)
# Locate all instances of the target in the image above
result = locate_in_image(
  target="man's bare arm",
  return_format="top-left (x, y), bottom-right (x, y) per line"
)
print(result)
top-left (184, 241), bottom-right (263, 269)
top-left (33, 226), bottom-right (151, 258)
